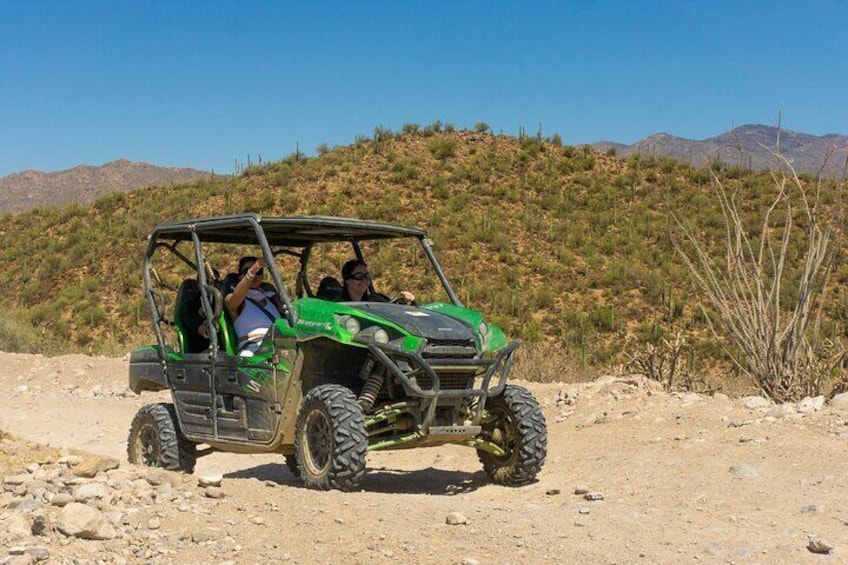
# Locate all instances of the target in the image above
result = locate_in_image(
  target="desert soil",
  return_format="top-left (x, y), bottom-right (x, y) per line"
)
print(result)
top-left (1, 352), bottom-right (847, 565)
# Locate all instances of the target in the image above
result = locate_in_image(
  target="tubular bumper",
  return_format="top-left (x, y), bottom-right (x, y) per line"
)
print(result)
top-left (367, 339), bottom-right (520, 401)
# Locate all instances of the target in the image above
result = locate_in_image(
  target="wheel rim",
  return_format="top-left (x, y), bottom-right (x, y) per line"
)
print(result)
top-left (137, 422), bottom-right (161, 466)
top-left (488, 408), bottom-right (518, 462)
top-left (303, 407), bottom-right (333, 476)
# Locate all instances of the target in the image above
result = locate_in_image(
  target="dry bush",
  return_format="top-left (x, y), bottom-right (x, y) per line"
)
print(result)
top-left (510, 342), bottom-right (591, 383)
top-left (672, 154), bottom-right (844, 402)
top-left (623, 331), bottom-right (711, 392)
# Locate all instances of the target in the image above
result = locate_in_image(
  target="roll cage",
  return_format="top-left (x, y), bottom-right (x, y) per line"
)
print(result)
top-left (143, 213), bottom-right (462, 356)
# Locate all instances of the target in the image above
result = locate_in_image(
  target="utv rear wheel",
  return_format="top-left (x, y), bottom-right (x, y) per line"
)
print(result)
top-left (477, 385), bottom-right (547, 485)
top-left (294, 385), bottom-right (367, 491)
top-left (284, 454), bottom-right (301, 478)
top-left (127, 403), bottom-right (197, 473)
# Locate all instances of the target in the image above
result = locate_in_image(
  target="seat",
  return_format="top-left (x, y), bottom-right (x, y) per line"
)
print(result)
top-left (217, 273), bottom-right (241, 355)
top-left (315, 276), bottom-right (344, 302)
top-left (174, 278), bottom-right (210, 353)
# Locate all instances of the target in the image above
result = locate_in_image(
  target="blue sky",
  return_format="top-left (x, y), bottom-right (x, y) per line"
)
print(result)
top-left (1, 1), bottom-right (846, 176)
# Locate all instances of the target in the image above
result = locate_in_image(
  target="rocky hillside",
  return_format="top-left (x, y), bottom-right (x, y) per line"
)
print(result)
top-left (0, 127), bottom-right (844, 393)
top-left (0, 159), bottom-right (214, 212)
top-left (594, 125), bottom-right (848, 177)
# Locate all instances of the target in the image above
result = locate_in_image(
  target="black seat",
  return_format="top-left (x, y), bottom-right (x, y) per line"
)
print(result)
top-left (174, 278), bottom-right (210, 353)
top-left (315, 276), bottom-right (344, 301)
top-left (220, 272), bottom-right (240, 295)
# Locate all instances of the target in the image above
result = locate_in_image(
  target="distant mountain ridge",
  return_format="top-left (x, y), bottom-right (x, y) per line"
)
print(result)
top-left (0, 159), bottom-right (214, 212)
top-left (593, 125), bottom-right (848, 177)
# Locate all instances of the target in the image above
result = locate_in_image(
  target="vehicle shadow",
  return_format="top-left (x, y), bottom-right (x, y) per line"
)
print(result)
top-left (224, 464), bottom-right (299, 485)
top-left (224, 464), bottom-right (489, 495)
top-left (362, 466), bottom-right (488, 495)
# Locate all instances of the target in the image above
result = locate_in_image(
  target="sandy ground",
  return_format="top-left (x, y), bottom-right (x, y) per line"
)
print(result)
top-left (1, 352), bottom-right (847, 564)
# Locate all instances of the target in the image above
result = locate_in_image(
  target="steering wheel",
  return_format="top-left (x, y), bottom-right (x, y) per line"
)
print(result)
top-left (389, 294), bottom-right (417, 306)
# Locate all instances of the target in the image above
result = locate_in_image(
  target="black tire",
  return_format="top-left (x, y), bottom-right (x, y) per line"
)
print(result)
top-left (477, 385), bottom-right (547, 485)
top-left (294, 384), bottom-right (367, 491)
top-left (284, 454), bottom-right (301, 478)
top-left (127, 403), bottom-right (197, 473)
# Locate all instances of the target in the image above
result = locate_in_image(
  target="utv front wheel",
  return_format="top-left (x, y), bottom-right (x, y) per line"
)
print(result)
top-left (294, 385), bottom-right (367, 491)
top-left (127, 403), bottom-right (197, 473)
top-left (478, 385), bottom-right (547, 485)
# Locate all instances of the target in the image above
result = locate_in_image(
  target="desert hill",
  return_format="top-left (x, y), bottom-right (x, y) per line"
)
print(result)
top-left (0, 125), bottom-right (844, 396)
top-left (0, 159), bottom-right (215, 212)
top-left (594, 125), bottom-right (848, 177)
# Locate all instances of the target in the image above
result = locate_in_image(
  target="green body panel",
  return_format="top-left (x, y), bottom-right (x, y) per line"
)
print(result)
top-left (293, 298), bottom-right (425, 351)
top-left (423, 302), bottom-right (508, 352)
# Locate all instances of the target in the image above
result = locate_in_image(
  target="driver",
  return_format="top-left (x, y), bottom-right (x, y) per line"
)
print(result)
top-left (225, 256), bottom-right (283, 355)
top-left (341, 259), bottom-right (415, 304)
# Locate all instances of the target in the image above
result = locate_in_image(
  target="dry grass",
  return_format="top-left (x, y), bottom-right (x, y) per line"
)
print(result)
top-left (510, 342), bottom-right (598, 383)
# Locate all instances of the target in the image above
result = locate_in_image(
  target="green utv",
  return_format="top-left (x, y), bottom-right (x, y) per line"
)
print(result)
top-left (127, 214), bottom-right (546, 491)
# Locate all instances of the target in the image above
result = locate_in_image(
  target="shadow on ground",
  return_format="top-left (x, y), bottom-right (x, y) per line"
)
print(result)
top-left (225, 464), bottom-right (489, 495)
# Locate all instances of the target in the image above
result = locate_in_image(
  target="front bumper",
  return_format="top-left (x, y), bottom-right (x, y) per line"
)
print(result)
top-left (367, 338), bottom-right (521, 427)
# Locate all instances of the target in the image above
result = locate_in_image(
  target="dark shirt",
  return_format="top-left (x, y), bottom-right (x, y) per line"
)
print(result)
top-left (341, 287), bottom-right (389, 302)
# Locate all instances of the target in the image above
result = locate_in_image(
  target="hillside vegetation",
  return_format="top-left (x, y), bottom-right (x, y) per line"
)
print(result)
top-left (1, 125), bottom-right (845, 394)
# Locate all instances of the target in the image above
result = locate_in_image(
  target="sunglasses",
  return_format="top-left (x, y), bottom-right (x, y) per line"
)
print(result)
top-left (348, 272), bottom-right (371, 281)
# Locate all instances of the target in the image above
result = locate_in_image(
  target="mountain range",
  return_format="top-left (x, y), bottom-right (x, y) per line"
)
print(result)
top-left (0, 125), bottom-right (844, 215)
top-left (593, 124), bottom-right (848, 177)
top-left (0, 159), bottom-right (214, 213)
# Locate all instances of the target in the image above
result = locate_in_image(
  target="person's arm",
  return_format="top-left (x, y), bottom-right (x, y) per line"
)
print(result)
top-left (225, 258), bottom-right (265, 319)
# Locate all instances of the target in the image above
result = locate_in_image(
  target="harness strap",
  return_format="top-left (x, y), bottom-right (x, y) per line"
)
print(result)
top-left (246, 297), bottom-right (280, 324)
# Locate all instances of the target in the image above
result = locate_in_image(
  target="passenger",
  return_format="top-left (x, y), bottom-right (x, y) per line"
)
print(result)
top-left (341, 259), bottom-right (415, 304)
top-left (225, 256), bottom-right (283, 355)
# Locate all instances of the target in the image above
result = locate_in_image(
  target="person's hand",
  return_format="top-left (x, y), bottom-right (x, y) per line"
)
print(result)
top-left (398, 291), bottom-right (415, 304)
top-left (246, 258), bottom-right (267, 280)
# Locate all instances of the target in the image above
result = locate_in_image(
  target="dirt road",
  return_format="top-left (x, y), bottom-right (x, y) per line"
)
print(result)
top-left (1, 352), bottom-right (847, 564)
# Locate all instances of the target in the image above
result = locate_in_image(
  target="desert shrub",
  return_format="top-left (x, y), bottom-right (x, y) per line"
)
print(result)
top-left (510, 342), bottom-right (588, 382)
top-left (474, 122), bottom-right (490, 133)
top-left (373, 125), bottom-right (393, 142)
top-left (429, 138), bottom-right (457, 161)
top-left (672, 162), bottom-right (844, 401)
top-left (624, 331), bottom-right (703, 391)
top-left (423, 121), bottom-right (443, 135)
top-left (0, 314), bottom-right (50, 354)
top-left (427, 176), bottom-right (450, 200)
top-left (589, 305), bottom-right (617, 332)
top-left (389, 158), bottom-right (421, 184)
top-left (520, 136), bottom-right (542, 158)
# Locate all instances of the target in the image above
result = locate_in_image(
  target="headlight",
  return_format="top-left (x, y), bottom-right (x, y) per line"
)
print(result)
top-left (478, 320), bottom-right (489, 336)
top-left (353, 326), bottom-right (390, 345)
top-left (372, 328), bottom-right (390, 344)
top-left (337, 315), bottom-right (361, 335)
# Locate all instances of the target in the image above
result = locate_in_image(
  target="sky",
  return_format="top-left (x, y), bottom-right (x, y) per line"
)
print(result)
top-left (1, 0), bottom-right (846, 177)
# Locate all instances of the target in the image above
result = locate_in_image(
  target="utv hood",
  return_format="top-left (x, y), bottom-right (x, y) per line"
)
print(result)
top-left (351, 303), bottom-right (476, 341)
